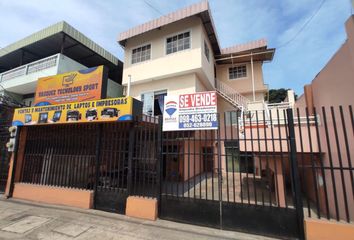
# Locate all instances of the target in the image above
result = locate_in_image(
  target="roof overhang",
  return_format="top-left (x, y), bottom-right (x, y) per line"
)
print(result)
top-left (118, 0), bottom-right (221, 55)
top-left (215, 48), bottom-right (275, 65)
top-left (0, 21), bottom-right (123, 83)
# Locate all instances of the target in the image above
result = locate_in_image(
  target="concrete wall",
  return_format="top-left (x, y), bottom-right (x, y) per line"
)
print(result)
top-left (12, 183), bottom-right (94, 209)
top-left (200, 22), bottom-right (215, 87)
top-left (129, 73), bottom-right (197, 100)
top-left (107, 80), bottom-right (123, 98)
top-left (216, 62), bottom-right (267, 101)
top-left (57, 54), bottom-right (86, 74)
top-left (305, 218), bottom-right (354, 240)
top-left (295, 15), bottom-right (354, 222)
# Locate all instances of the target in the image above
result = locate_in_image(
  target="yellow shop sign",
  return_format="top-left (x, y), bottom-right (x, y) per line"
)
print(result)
top-left (12, 97), bottom-right (141, 126)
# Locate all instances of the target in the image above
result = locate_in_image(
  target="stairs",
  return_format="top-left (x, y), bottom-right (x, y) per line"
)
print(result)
top-left (215, 81), bottom-right (249, 111)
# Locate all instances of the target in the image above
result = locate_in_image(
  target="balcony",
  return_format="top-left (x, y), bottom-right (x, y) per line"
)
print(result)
top-left (0, 55), bottom-right (58, 83)
top-left (0, 54), bottom-right (85, 95)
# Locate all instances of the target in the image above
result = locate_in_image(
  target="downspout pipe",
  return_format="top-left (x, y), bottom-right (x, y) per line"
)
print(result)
top-left (251, 52), bottom-right (256, 102)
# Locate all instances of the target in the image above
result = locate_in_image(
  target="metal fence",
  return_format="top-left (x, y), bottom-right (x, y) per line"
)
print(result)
top-left (12, 105), bottom-right (354, 237)
top-left (18, 116), bottom-right (160, 212)
top-left (130, 116), bottom-right (160, 198)
top-left (295, 106), bottom-right (354, 223)
top-left (20, 124), bottom-right (98, 190)
top-left (0, 102), bottom-right (14, 192)
top-left (159, 109), bottom-right (301, 239)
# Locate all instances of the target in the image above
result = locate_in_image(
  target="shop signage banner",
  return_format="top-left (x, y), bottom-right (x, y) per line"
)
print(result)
top-left (12, 97), bottom-right (136, 126)
top-left (34, 66), bottom-right (107, 106)
top-left (163, 91), bottom-right (218, 131)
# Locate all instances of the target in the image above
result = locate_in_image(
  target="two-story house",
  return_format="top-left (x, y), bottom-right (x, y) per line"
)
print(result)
top-left (118, 1), bottom-right (274, 120)
top-left (0, 21), bottom-right (123, 193)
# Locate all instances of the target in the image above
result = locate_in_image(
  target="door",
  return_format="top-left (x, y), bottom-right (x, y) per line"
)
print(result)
top-left (141, 92), bottom-right (154, 116)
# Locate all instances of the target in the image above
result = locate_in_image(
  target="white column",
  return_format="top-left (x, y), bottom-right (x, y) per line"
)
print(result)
top-left (251, 53), bottom-right (255, 102)
top-left (127, 74), bottom-right (131, 96)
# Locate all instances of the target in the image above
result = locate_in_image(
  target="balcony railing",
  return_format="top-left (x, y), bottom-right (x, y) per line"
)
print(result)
top-left (267, 102), bottom-right (292, 110)
top-left (215, 81), bottom-right (249, 110)
top-left (0, 54), bottom-right (59, 83)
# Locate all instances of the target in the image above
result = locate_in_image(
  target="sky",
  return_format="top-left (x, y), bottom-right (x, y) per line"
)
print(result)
top-left (0, 0), bottom-right (352, 95)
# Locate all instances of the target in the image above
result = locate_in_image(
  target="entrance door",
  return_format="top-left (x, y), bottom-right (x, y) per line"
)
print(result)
top-left (141, 92), bottom-right (154, 116)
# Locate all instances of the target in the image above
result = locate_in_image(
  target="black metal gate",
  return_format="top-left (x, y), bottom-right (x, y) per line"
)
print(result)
top-left (159, 109), bottom-right (303, 239)
top-left (94, 122), bottom-right (130, 213)
top-left (0, 102), bottom-right (14, 192)
top-left (19, 116), bottom-right (160, 214)
top-left (13, 105), bottom-right (354, 239)
top-left (94, 116), bottom-right (160, 212)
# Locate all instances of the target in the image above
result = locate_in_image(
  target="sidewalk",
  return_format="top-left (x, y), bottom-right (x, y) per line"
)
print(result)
top-left (0, 197), bottom-right (278, 240)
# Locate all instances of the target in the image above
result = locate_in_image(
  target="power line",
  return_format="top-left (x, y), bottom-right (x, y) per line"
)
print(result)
top-left (142, 0), bottom-right (173, 20)
top-left (277, 0), bottom-right (326, 49)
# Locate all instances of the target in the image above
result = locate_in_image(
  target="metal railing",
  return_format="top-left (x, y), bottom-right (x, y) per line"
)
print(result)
top-left (267, 102), bottom-right (292, 110)
top-left (0, 54), bottom-right (59, 83)
top-left (239, 111), bottom-right (321, 126)
top-left (19, 115), bottom-right (160, 198)
top-left (215, 81), bottom-right (249, 110)
top-left (14, 105), bottom-right (354, 230)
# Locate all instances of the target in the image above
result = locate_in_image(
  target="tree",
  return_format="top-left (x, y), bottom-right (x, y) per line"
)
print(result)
top-left (265, 88), bottom-right (291, 103)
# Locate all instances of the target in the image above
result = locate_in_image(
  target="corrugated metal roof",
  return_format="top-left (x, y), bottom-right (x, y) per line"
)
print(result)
top-left (119, 1), bottom-right (208, 42)
top-left (220, 39), bottom-right (268, 55)
top-left (0, 21), bottom-right (119, 65)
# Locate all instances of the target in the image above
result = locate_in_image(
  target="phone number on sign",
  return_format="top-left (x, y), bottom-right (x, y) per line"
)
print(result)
top-left (180, 121), bottom-right (215, 128)
top-left (179, 113), bottom-right (217, 123)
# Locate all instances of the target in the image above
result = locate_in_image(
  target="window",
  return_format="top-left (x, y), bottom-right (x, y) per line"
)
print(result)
top-left (229, 65), bottom-right (247, 79)
top-left (141, 90), bottom-right (167, 116)
top-left (166, 31), bottom-right (190, 54)
top-left (131, 44), bottom-right (151, 64)
top-left (204, 40), bottom-right (210, 62)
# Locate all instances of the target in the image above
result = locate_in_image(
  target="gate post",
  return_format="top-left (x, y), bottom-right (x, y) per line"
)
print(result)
top-left (127, 121), bottom-right (136, 196)
top-left (157, 116), bottom-right (163, 215)
top-left (286, 109), bottom-right (305, 240)
top-left (93, 124), bottom-right (103, 209)
top-left (217, 113), bottom-right (223, 229)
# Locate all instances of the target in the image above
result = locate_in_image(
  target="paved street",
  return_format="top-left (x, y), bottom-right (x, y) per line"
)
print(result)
top-left (0, 196), bottom-right (278, 240)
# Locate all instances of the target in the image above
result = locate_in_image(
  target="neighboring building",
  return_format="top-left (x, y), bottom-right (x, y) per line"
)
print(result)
top-left (295, 15), bottom-right (354, 222)
top-left (118, 1), bottom-right (274, 118)
top-left (0, 21), bottom-right (124, 107)
top-left (296, 15), bottom-right (354, 110)
top-left (0, 21), bottom-right (124, 194)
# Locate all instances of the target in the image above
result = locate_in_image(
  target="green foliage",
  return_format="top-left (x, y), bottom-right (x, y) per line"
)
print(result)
top-left (265, 88), bottom-right (289, 103)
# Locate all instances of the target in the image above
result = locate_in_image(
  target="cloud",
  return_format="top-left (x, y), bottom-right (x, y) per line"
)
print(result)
top-left (0, 0), bottom-right (351, 95)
